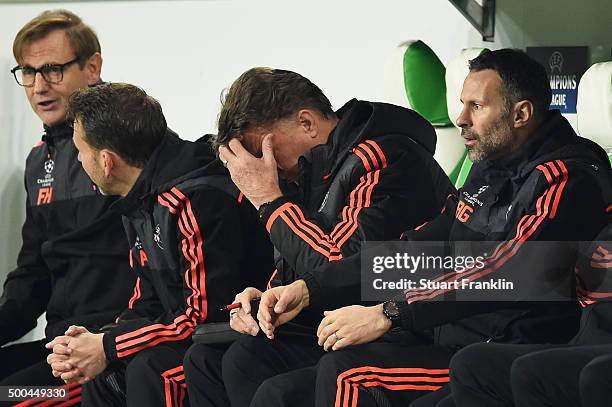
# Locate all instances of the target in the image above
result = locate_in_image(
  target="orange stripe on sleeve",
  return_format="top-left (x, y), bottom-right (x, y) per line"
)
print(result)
top-left (330, 174), bottom-right (370, 240)
top-left (117, 327), bottom-right (194, 358)
top-left (172, 187), bottom-right (208, 321)
top-left (266, 269), bottom-right (278, 289)
top-left (278, 211), bottom-right (342, 260)
top-left (116, 319), bottom-right (193, 351)
top-left (116, 314), bottom-right (192, 343)
top-left (365, 140), bottom-right (388, 168)
top-left (549, 160), bottom-right (568, 218)
top-left (128, 277), bottom-right (141, 309)
top-left (287, 205), bottom-right (341, 252)
top-left (358, 144), bottom-right (380, 169)
top-left (158, 194), bottom-right (178, 214)
top-left (163, 191), bottom-right (181, 206)
top-left (352, 148), bottom-right (372, 172)
top-left (266, 202), bottom-right (293, 232)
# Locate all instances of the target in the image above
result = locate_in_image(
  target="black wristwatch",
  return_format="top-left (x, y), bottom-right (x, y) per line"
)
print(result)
top-left (258, 201), bottom-right (273, 219)
top-left (382, 300), bottom-right (401, 329)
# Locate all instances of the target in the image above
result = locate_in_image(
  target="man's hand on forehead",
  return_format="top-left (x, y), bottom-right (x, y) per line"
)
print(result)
top-left (218, 135), bottom-right (282, 209)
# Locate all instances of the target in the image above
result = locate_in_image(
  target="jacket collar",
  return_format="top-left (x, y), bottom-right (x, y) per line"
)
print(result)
top-left (298, 99), bottom-right (379, 186)
top-left (42, 121), bottom-right (73, 145)
top-left (113, 131), bottom-right (220, 216)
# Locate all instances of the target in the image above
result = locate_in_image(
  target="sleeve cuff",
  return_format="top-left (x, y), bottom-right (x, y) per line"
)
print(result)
top-left (102, 331), bottom-right (119, 363)
top-left (259, 196), bottom-right (292, 232)
top-left (396, 300), bottom-right (414, 332)
top-left (301, 272), bottom-right (321, 307)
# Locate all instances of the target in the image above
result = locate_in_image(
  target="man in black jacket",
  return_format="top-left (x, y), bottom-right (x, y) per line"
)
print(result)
top-left (251, 49), bottom-right (611, 407)
top-left (447, 221), bottom-right (612, 407)
top-left (183, 67), bottom-right (454, 406)
top-left (0, 9), bottom-right (134, 402)
top-left (45, 83), bottom-right (274, 406)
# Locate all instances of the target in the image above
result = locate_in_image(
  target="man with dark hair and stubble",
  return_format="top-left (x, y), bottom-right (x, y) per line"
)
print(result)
top-left (183, 67), bottom-right (455, 406)
top-left (0, 10), bottom-right (135, 405)
top-left (45, 83), bottom-right (274, 406)
top-left (239, 49), bottom-right (611, 407)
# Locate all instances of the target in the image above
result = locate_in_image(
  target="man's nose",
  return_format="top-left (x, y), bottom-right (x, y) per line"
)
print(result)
top-left (455, 106), bottom-right (470, 128)
top-left (32, 72), bottom-right (49, 93)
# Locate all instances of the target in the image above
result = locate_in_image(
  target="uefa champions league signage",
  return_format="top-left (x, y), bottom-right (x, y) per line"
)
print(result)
top-left (526, 46), bottom-right (588, 114)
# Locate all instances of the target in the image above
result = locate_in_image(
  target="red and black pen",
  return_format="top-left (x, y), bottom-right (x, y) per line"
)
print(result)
top-left (219, 297), bottom-right (261, 312)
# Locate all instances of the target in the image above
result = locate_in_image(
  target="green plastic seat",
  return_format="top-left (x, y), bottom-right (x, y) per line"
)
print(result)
top-left (383, 41), bottom-right (464, 181)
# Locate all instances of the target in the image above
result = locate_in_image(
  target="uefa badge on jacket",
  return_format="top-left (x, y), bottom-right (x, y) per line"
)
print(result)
top-left (44, 159), bottom-right (54, 174)
top-left (36, 159), bottom-right (55, 205)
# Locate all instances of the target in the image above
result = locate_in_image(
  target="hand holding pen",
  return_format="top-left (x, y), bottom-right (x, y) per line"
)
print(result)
top-left (220, 297), bottom-right (261, 311)
top-left (224, 287), bottom-right (262, 336)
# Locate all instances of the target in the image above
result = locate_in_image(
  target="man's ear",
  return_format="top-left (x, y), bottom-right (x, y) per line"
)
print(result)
top-left (84, 52), bottom-right (103, 86)
top-left (512, 100), bottom-right (534, 129)
top-left (100, 149), bottom-right (116, 178)
top-left (297, 109), bottom-right (318, 138)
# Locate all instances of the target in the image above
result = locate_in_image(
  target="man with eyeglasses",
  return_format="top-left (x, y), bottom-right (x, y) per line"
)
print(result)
top-left (0, 9), bottom-right (134, 403)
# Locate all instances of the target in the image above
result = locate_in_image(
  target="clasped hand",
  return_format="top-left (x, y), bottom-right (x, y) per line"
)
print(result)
top-left (45, 325), bottom-right (108, 385)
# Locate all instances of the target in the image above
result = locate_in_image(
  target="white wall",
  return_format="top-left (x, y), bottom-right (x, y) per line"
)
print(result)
top-left (0, 0), bottom-right (473, 341)
top-left (1, 0), bottom-right (472, 139)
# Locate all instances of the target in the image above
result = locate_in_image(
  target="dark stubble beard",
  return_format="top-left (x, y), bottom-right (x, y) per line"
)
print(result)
top-left (463, 111), bottom-right (515, 162)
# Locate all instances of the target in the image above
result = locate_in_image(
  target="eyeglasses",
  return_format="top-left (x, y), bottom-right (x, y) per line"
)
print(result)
top-left (10, 58), bottom-right (81, 87)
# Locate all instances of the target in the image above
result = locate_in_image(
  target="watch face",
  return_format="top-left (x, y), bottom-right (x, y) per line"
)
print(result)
top-left (258, 202), bottom-right (268, 218)
top-left (384, 300), bottom-right (400, 318)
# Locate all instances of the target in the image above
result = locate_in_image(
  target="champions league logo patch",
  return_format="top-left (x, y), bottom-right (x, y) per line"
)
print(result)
top-left (38, 160), bottom-right (55, 188)
top-left (44, 159), bottom-right (54, 174)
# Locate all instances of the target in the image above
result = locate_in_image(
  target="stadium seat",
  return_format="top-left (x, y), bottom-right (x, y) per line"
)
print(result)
top-left (576, 61), bottom-right (612, 165)
top-left (444, 47), bottom-right (489, 188)
top-left (383, 40), bottom-right (465, 180)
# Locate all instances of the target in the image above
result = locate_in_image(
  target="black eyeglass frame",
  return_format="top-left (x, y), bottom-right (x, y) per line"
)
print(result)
top-left (10, 58), bottom-right (81, 87)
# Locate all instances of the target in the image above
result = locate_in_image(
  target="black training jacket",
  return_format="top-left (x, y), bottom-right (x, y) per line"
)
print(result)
top-left (0, 122), bottom-right (135, 345)
top-left (397, 110), bottom-right (612, 346)
top-left (259, 99), bottom-right (455, 317)
top-left (571, 221), bottom-right (612, 345)
top-left (102, 131), bottom-right (274, 363)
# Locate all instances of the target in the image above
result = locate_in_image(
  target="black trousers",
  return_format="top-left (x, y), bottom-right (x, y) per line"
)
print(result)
top-left (81, 345), bottom-right (188, 407)
top-left (182, 343), bottom-right (229, 407)
top-left (0, 340), bottom-right (49, 381)
top-left (408, 384), bottom-right (454, 407)
top-left (184, 332), bottom-right (324, 407)
top-left (450, 342), bottom-right (612, 407)
top-left (250, 366), bottom-right (316, 407)
top-left (251, 342), bottom-right (455, 407)
top-left (0, 339), bottom-right (81, 407)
